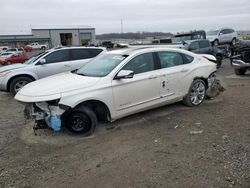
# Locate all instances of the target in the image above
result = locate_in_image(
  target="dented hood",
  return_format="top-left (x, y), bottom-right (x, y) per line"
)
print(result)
top-left (15, 72), bottom-right (101, 102)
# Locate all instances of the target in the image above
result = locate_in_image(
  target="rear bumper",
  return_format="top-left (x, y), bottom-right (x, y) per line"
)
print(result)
top-left (231, 59), bottom-right (250, 69)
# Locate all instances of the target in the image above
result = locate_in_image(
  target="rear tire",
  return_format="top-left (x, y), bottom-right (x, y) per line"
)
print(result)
top-left (9, 76), bottom-right (33, 96)
top-left (63, 106), bottom-right (97, 136)
top-left (234, 69), bottom-right (246, 75)
top-left (183, 79), bottom-right (206, 107)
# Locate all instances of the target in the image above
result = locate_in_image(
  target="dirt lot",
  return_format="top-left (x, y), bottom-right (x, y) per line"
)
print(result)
top-left (0, 59), bottom-right (249, 188)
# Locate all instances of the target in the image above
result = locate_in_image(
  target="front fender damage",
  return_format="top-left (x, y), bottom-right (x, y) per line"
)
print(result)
top-left (24, 101), bottom-right (65, 134)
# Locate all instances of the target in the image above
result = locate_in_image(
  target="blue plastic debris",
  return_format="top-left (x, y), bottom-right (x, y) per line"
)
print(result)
top-left (50, 115), bottom-right (61, 132)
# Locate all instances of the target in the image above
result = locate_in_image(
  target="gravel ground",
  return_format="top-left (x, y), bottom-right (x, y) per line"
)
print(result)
top-left (0, 59), bottom-right (249, 188)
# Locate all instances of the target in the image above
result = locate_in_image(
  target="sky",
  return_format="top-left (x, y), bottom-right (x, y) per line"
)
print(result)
top-left (1, 0), bottom-right (250, 34)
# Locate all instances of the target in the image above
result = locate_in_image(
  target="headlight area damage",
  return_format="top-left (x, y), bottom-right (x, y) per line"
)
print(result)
top-left (24, 99), bottom-right (67, 133)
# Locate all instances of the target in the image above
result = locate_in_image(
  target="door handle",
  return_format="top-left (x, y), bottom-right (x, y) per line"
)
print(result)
top-left (181, 68), bottom-right (189, 72)
top-left (148, 75), bottom-right (157, 79)
top-left (64, 64), bottom-right (71, 68)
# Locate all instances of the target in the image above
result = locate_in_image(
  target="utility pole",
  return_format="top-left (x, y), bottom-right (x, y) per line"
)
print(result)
top-left (121, 19), bottom-right (123, 34)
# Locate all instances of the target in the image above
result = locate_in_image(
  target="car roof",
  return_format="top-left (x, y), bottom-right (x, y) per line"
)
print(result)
top-left (51, 46), bottom-right (106, 51)
top-left (108, 47), bottom-right (194, 56)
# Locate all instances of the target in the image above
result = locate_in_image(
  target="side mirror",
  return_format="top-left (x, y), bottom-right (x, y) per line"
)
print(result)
top-left (39, 58), bottom-right (46, 65)
top-left (115, 70), bottom-right (134, 80)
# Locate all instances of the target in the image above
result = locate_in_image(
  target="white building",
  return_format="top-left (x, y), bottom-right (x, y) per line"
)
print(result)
top-left (0, 25), bottom-right (96, 48)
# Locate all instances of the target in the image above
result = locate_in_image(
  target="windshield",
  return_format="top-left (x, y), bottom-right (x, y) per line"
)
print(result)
top-left (76, 54), bottom-right (127, 77)
top-left (23, 51), bottom-right (49, 64)
top-left (206, 30), bottom-right (219, 36)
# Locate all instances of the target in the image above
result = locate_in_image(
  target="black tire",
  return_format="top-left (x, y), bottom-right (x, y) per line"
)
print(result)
top-left (234, 69), bottom-right (246, 75)
top-left (231, 38), bottom-right (236, 45)
top-left (41, 46), bottom-right (46, 50)
top-left (63, 106), bottom-right (97, 135)
top-left (227, 49), bottom-right (232, 58)
top-left (183, 79), bottom-right (206, 107)
top-left (216, 54), bottom-right (223, 68)
top-left (213, 39), bottom-right (219, 46)
top-left (10, 76), bottom-right (33, 96)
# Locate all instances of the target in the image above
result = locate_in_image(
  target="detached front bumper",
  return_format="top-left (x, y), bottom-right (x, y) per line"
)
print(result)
top-left (24, 101), bottom-right (66, 132)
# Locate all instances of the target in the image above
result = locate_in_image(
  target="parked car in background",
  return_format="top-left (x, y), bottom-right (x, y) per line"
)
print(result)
top-left (25, 42), bottom-right (48, 50)
top-left (15, 47), bottom-right (217, 135)
top-left (0, 52), bottom-right (28, 65)
top-left (172, 30), bottom-right (206, 43)
top-left (206, 28), bottom-right (238, 46)
top-left (6, 48), bottom-right (25, 53)
top-left (230, 40), bottom-right (250, 75)
top-left (24, 45), bottom-right (33, 52)
top-left (0, 46), bottom-right (9, 54)
top-left (102, 41), bottom-right (114, 48)
top-left (0, 52), bottom-right (16, 63)
top-left (183, 39), bottom-right (227, 68)
top-left (0, 46), bottom-right (106, 95)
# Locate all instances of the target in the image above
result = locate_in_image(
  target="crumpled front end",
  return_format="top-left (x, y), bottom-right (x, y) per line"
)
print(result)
top-left (206, 73), bottom-right (226, 98)
top-left (24, 99), bottom-right (66, 132)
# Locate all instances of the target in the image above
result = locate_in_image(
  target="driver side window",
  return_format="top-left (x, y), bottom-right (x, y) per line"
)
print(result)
top-left (44, 50), bottom-right (70, 64)
top-left (122, 53), bottom-right (154, 74)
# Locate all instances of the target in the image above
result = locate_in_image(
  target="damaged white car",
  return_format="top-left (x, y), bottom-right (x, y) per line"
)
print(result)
top-left (15, 47), bottom-right (219, 135)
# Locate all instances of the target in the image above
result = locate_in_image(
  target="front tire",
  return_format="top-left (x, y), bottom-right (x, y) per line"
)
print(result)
top-left (216, 54), bottom-right (223, 68)
top-left (234, 69), bottom-right (246, 75)
top-left (183, 79), bottom-right (206, 107)
top-left (231, 38), bottom-right (236, 45)
top-left (10, 76), bottom-right (33, 95)
top-left (213, 39), bottom-right (219, 46)
top-left (63, 106), bottom-right (97, 136)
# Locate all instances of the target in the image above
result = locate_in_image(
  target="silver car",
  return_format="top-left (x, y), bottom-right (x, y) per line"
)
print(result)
top-left (206, 28), bottom-right (238, 46)
top-left (0, 46), bottom-right (106, 95)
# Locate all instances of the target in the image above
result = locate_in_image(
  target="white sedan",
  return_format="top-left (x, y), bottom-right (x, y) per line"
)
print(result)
top-left (15, 47), bottom-right (217, 135)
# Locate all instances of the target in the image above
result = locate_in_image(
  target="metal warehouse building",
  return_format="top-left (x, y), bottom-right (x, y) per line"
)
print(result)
top-left (0, 25), bottom-right (96, 48)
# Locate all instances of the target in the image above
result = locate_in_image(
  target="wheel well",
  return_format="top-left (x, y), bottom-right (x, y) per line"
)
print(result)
top-left (7, 74), bottom-right (35, 92)
top-left (76, 100), bottom-right (111, 122)
top-left (194, 77), bottom-right (208, 89)
top-left (216, 53), bottom-right (222, 57)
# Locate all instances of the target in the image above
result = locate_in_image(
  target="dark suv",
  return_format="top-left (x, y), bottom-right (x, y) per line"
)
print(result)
top-left (183, 39), bottom-right (226, 68)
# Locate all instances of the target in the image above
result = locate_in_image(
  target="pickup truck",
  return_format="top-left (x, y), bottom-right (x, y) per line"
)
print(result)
top-left (230, 40), bottom-right (250, 75)
top-left (25, 43), bottom-right (48, 50)
top-left (182, 39), bottom-right (228, 68)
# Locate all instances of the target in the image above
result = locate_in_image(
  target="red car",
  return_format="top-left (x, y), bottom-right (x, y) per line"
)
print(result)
top-left (0, 52), bottom-right (29, 65)
top-left (24, 45), bottom-right (33, 52)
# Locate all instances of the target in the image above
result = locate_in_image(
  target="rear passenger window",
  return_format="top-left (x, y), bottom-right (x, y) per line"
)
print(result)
top-left (71, 49), bottom-right (103, 60)
top-left (182, 54), bottom-right (194, 64)
top-left (89, 49), bottom-right (103, 57)
top-left (158, 52), bottom-right (184, 68)
top-left (44, 50), bottom-right (70, 64)
top-left (122, 53), bottom-right (154, 74)
top-left (71, 49), bottom-right (91, 60)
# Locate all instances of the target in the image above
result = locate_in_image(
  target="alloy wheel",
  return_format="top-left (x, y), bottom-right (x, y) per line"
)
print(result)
top-left (14, 81), bottom-right (28, 93)
top-left (190, 82), bottom-right (206, 105)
